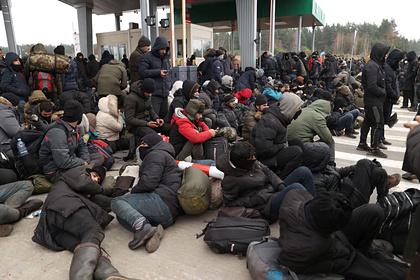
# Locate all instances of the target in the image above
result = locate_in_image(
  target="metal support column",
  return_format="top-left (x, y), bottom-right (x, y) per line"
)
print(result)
top-left (297, 15), bottom-right (302, 52)
top-left (140, 0), bottom-right (150, 38)
top-left (149, 0), bottom-right (159, 43)
top-left (0, 0), bottom-right (16, 53)
top-left (76, 3), bottom-right (93, 56)
top-left (268, 0), bottom-right (276, 54)
top-left (235, 0), bottom-right (257, 68)
top-left (311, 25), bottom-right (316, 52)
top-left (181, 0), bottom-right (187, 65)
top-left (169, 0), bottom-right (176, 66)
top-left (115, 13), bottom-right (121, 31)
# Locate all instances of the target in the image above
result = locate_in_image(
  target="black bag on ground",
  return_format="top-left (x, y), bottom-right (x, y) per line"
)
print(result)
top-left (198, 216), bottom-right (270, 256)
top-left (204, 136), bottom-right (228, 160)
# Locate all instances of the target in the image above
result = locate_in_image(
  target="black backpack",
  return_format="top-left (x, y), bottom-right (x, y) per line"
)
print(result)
top-left (197, 216), bottom-right (270, 256)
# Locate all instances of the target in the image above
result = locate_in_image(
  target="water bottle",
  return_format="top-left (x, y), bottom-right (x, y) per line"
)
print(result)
top-left (16, 138), bottom-right (29, 157)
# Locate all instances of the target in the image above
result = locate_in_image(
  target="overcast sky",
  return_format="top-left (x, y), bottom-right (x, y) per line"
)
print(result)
top-left (0, 0), bottom-right (418, 47)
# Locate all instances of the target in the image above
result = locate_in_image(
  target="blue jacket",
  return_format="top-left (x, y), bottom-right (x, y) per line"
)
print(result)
top-left (0, 52), bottom-right (30, 99)
top-left (62, 59), bottom-right (79, 92)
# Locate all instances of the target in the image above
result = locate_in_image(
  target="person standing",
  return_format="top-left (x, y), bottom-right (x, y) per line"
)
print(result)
top-left (138, 36), bottom-right (171, 119)
top-left (129, 36), bottom-right (151, 84)
top-left (357, 43), bottom-right (390, 158)
top-left (402, 51), bottom-right (417, 110)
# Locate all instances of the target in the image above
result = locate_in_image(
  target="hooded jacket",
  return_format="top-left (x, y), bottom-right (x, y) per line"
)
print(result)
top-left (402, 125), bottom-right (420, 179)
top-left (87, 55), bottom-right (100, 79)
top-left (261, 55), bottom-right (278, 78)
top-left (278, 92), bottom-right (304, 122)
top-left (169, 107), bottom-right (213, 156)
top-left (138, 37), bottom-right (172, 98)
top-left (94, 59), bottom-right (128, 96)
top-left (361, 43), bottom-right (390, 106)
top-left (252, 105), bottom-right (289, 167)
top-left (403, 51), bottom-right (418, 92)
top-left (32, 166), bottom-right (113, 251)
top-left (166, 80), bottom-right (199, 122)
top-left (59, 89), bottom-right (91, 113)
top-left (62, 59), bottom-right (79, 92)
top-left (287, 99), bottom-right (333, 145)
top-left (96, 95), bottom-right (123, 141)
top-left (23, 90), bottom-right (52, 130)
top-left (384, 49), bottom-right (404, 102)
top-left (0, 96), bottom-right (22, 149)
top-left (235, 67), bottom-right (257, 92)
top-left (0, 52), bottom-right (30, 99)
top-left (131, 141), bottom-right (183, 218)
top-left (124, 82), bottom-right (158, 131)
top-left (129, 36), bottom-right (151, 83)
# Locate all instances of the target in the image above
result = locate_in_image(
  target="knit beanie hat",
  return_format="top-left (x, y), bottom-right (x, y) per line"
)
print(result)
top-left (1, 92), bottom-right (20, 106)
top-left (185, 99), bottom-right (205, 120)
top-left (62, 100), bottom-right (84, 123)
top-left (221, 75), bottom-right (233, 88)
top-left (255, 94), bottom-right (268, 106)
top-left (223, 94), bottom-right (236, 104)
top-left (143, 78), bottom-right (155, 93)
top-left (305, 191), bottom-right (353, 235)
top-left (54, 45), bottom-right (65, 55)
top-left (138, 35), bottom-right (151, 48)
top-left (141, 132), bottom-right (162, 147)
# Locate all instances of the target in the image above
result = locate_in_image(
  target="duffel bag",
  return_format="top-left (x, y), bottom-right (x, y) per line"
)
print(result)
top-left (29, 53), bottom-right (69, 74)
top-left (247, 238), bottom-right (344, 280)
top-left (177, 166), bottom-right (210, 215)
top-left (198, 216), bottom-right (270, 255)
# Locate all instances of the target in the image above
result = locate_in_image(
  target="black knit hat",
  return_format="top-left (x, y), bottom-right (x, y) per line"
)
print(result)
top-left (223, 94), bottom-right (236, 104)
top-left (62, 100), bottom-right (84, 123)
top-left (255, 94), bottom-right (267, 106)
top-left (54, 45), bottom-right (65, 55)
top-left (141, 132), bottom-right (162, 147)
top-left (1, 92), bottom-right (20, 106)
top-left (143, 78), bottom-right (155, 93)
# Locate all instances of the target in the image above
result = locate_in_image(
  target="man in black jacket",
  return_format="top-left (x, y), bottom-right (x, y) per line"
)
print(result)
top-left (357, 43), bottom-right (390, 158)
top-left (278, 190), bottom-right (408, 280)
top-left (138, 36), bottom-right (172, 119)
top-left (402, 51), bottom-right (417, 110)
top-left (111, 133), bottom-right (182, 253)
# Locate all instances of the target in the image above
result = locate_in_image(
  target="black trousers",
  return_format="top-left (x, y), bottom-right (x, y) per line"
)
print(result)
top-left (151, 96), bottom-right (169, 119)
top-left (275, 145), bottom-right (303, 179)
top-left (47, 207), bottom-right (104, 252)
top-left (360, 105), bottom-right (384, 149)
top-left (403, 90), bottom-right (414, 108)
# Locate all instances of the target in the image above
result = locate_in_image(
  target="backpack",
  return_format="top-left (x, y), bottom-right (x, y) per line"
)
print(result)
top-left (198, 216), bottom-right (270, 256)
top-left (247, 238), bottom-right (344, 280)
top-left (88, 139), bottom-right (114, 170)
top-left (10, 124), bottom-right (68, 179)
top-left (32, 71), bottom-right (55, 93)
top-left (177, 166), bottom-right (210, 215)
top-left (204, 136), bottom-right (228, 161)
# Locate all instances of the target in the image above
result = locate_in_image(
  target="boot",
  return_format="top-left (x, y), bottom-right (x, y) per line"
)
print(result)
top-left (145, 224), bottom-right (164, 253)
top-left (18, 199), bottom-right (43, 219)
top-left (367, 148), bottom-right (388, 158)
top-left (387, 173), bottom-right (401, 189)
top-left (382, 139), bottom-right (392, 145)
top-left (377, 142), bottom-right (388, 150)
top-left (69, 243), bottom-right (100, 280)
top-left (357, 143), bottom-right (371, 152)
top-left (94, 255), bottom-right (139, 280)
top-left (387, 113), bottom-right (398, 128)
top-left (128, 223), bottom-right (156, 250)
top-left (0, 224), bottom-right (13, 237)
top-left (402, 172), bottom-right (417, 181)
top-left (344, 131), bottom-right (357, 139)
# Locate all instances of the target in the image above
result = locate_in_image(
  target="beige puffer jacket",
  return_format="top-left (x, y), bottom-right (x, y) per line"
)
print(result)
top-left (96, 95), bottom-right (124, 141)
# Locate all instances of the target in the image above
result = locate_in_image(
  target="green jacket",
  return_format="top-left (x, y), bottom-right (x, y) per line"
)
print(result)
top-left (287, 99), bottom-right (333, 145)
top-left (95, 60), bottom-right (128, 96)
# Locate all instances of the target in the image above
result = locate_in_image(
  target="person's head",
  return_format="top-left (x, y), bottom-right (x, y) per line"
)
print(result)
top-left (185, 99), bottom-right (205, 121)
top-left (1, 92), bottom-right (20, 108)
top-left (223, 94), bottom-right (237, 109)
top-left (305, 191), bottom-right (353, 235)
top-left (255, 94), bottom-right (268, 112)
top-left (87, 166), bottom-right (106, 184)
top-left (138, 132), bottom-right (162, 160)
top-left (54, 45), bottom-right (65, 55)
top-left (306, 80), bottom-right (314, 87)
top-left (39, 101), bottom-right (53, 118)
top-left (279, 92), bottom-right (305, 122)
top-left (262, 51), bottom-right (269, 58)
top-left (76, 52), bottom-right (84, 60)
top-left (229, 142), bottom-right (256, 170)
top-left (207, 79), bottom-right (222, 96)
top-left (62, 100), bottom-right (84, 127)
top-left (88, 54), bottom-right (96, 61)
top-left (142, 78), bottom-right (155, 98)
top-left (221, 75), bottom-right (233, 90)
top-left (138, 35), bottom-right (151, 53)
top-left (182, 80), bottom-right (200, 99)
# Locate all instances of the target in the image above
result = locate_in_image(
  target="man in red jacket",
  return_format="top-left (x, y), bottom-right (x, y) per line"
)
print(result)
top-left (169, 99), bottom-right (216, 160)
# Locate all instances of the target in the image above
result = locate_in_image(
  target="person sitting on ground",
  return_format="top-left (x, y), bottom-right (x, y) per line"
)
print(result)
top-left (24, 90), bottom-right (55, 130)
top-left (217, 94), bottom-right (247, 133)
top-left (0, 180), bottom-right (43, 237)
top-left (32, 166), bottom-right (137, 280)
top-left (0, 52), bottom-right (30, 101)
top-left (252, 92), bottom-right (304, 179)
top-left (0, 93), bottom-right (23, 158)
top-left (242, 94), bottom-right (268, 142)
top-left (402, 115), bottom-right (420, 181)
top-left (170, 99), bottom-right (216, 161)
top-left (39, 100), bottom-right (103, 182)
top-left (96, 94), bottom-right (127, 152)
top-left (166, 80), bottom-right (199, 123)
top-left (218, 142), bottom-right (315, 223)
top-left (277, 190), bottom-right (408, 280)
top-left (111, 133), bottom-right (182, 252)
top-left (198, 79), bottom-right (221, 128)
top-left (234, 67), bottom-right (258, 93)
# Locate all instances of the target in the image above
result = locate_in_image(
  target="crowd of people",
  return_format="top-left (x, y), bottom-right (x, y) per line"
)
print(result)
top-left (0, 35), bottom-right (419, 280)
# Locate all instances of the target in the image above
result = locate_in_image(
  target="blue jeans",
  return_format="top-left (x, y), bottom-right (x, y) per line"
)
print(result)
top-left (0, 181), bottom-right (33, 224)
top-left (111, 193), bottom-right (173, 232)
top-left (283, 166), bottom-right (315, 196)
top-left (335, 109), bottom-right (360, 132)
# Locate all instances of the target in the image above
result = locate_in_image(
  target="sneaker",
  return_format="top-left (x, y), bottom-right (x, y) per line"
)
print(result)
top-left (128, 223), bottom-right (157, 250)
top-left (367, 149), bottom-right (388, 158)
top-left (357, 143), bottom-right (371, 152)
top-left (378, 142), bottom-right (388, 150)
top-left (387, 173), bottom-right (401, 189)
top-left (382, 139), bottom-right (392, 145)
top-left (145, 224), bottom-right (165, 253)
top-left (344, 132), bottom-right (357, 139)
top-left (0, 224), bottom-right (13, 237)
top-left (402, 172), bottom-right (417, 181)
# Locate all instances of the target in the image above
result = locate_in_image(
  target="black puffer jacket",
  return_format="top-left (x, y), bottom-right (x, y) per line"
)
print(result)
top-left (261, 55), bottom-right (277, 78)
top-left (402, 51), bottom-right (417, 92)
top-left (278, 189), bottom-right (356, 274)
top-left (218, 153), bottom-right (284, 220)
top-left (138, 37), bottom-right (172, 98)
top-left (124, 82), bottom-right (159, 131)
top-left (32, 166), bottom-right (113, 251)
top-left (362, 43), bottom-right (390, 107)
top-left (384, 49), bottom-right (404, 103)
top-left (59, 90), bottom-right (91, 113)
top-left (252, 105), bottom-right (288, 167)
top-left (402, 125), bottom-right (420, 179)
top-left (131, 141), bottom-right (183, 219)
top-left (320, 54), bottom-right (338, 79)
top-left (235, 67), bottom-right (256, 92)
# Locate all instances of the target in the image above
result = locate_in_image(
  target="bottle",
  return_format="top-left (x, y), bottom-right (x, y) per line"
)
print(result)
top-left (16, 138), bottom-right (29, 157)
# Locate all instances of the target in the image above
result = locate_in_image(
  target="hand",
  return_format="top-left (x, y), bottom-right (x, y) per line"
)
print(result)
top-left (155, 119), bottom-right (164, 126)
top-left (209, 129), bottom-right (216, 137)
top-left (160, 70), bottom-right (168, 77)
top-left (147, 121), bottom-right (159, 128)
